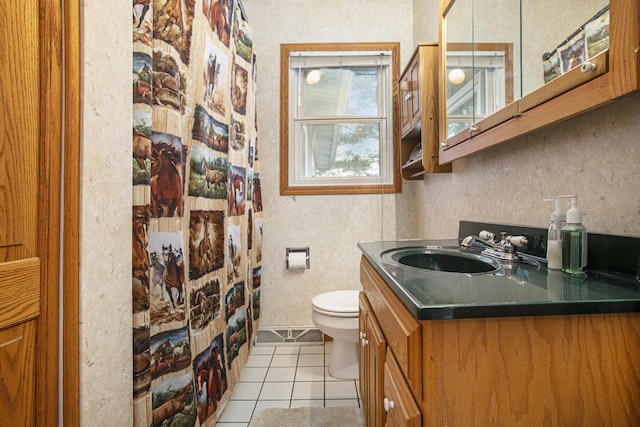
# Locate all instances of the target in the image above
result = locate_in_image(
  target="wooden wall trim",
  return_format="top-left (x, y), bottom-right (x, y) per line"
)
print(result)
top-left (63, 0), bottom-right (81, 425)
top-left (37, 0), bottom-right (63, 425)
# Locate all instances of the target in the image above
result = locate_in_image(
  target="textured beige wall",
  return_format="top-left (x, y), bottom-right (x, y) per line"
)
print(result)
top-left (80, 1), bottom-right (133, 425)
top-left (242, 0), bottom-right (413, 328)
top-left (412, 0), bottom-right (439, 44)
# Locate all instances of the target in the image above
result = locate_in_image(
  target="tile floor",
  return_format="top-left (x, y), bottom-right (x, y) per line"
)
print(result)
top-left (214, 342), bottom-right (361, 426)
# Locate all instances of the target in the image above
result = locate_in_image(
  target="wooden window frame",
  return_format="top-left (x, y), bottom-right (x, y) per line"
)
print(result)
top-left (280, 42), bottom-right (402, 196)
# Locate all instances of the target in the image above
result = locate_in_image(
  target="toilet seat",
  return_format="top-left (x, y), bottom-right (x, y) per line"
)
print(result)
top-left (311, 290), bottom-right (359, 318)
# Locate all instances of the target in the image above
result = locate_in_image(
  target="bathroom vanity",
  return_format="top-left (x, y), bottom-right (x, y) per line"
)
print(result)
top-left (358, 239), bottom-right (640, 426)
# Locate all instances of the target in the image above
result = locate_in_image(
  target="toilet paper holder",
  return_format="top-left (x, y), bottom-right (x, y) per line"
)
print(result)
top-left (286, 247), bottom-right (310, 269)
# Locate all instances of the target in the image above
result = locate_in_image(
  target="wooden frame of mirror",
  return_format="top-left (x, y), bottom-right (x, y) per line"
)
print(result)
top-left (439, 0), bottom-right (640, 164)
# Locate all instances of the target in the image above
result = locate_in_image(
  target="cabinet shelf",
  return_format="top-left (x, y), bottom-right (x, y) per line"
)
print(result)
top-left (401, 153), bottom-right (428, 180)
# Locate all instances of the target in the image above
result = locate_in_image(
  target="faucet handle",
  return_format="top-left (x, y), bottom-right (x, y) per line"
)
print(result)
top-left (479, 230), bottom-right (495, 241)
top-left (507, 235), bottom-right (528, 248)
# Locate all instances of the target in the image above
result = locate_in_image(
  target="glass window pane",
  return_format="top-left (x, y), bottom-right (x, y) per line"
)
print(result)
top-left (297, 122), bottom-right (380, 178)
top-left (300, 67), bottom-right (379, 117)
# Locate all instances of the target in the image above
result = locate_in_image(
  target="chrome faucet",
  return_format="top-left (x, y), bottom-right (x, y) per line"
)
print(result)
top-left (461, 230), bottom-right (528, 264)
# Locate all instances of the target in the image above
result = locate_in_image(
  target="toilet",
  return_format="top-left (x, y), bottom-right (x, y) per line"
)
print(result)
top-left (311, 290), bottom-right (360, 379)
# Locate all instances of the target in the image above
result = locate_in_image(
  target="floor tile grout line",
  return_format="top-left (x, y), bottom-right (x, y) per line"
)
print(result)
top-left (287, 349), bottom-right (301, 407)
top-left (247, 346), bottom-right (275, 423)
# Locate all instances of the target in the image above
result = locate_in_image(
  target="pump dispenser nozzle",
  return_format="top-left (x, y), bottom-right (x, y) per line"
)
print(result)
top-left (543, 197), bottom-right (566, 222)
top-left (566, 195), bottom-right (583, 224)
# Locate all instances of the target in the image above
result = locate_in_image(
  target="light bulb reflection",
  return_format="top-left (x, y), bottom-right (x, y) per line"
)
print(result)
top-left (448, 68), bottom-right (466, 84)
top-left (306, 69), bottom-right (322, 85)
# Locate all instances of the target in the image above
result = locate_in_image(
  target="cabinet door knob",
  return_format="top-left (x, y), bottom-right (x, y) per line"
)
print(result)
top-left (361, 338), bottom-right (369, 347)
top-left (383, 397), bottom-right (395, 412)
top-left (359, 331), bottom-right (366, 339)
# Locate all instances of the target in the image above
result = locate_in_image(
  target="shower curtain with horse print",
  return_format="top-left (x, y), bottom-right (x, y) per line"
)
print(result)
top-left (132, 1), bottom-right (262, 425)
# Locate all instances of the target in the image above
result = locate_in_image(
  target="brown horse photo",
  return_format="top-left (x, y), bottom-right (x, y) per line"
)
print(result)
top-left (227, 169), bottom-right (245, 216)
top-left (151, 373), bottom-right (195, 427)
top-left (194, 335), bottom-right (227, 423)
top-left (153, 0), bottom-right (196, 64)
top-left (132, 206), bottom-right (151, 313)
top-left (189, 210), bottom-right (225, 280)
top-left (149, 231), bottom-right (187, 324)
top-left (150, 140), bottom-right (187, 218)
top-left (162, 244), bottom-right (185, 309)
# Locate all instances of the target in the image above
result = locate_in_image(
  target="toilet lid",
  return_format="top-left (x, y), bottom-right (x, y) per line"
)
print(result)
top-left (311, 290), bottom-right (359, 316)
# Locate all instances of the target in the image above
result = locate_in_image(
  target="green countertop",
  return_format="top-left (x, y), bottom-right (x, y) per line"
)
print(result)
top-left (358, 239), bottom-right (640, 320)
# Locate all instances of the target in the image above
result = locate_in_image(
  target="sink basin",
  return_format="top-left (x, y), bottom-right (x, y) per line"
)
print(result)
top-left (381, 247), bottom-right (501, 274)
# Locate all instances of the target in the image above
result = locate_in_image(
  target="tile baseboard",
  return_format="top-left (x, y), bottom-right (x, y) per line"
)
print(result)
top-left (256, 327), bottom-right (324, 345)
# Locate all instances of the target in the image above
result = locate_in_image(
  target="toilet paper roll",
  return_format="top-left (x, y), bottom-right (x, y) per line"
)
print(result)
top-left (288, 251), bottom-right (308, 269)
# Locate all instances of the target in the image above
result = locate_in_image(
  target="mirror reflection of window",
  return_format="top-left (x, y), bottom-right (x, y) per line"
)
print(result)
top-left (446, 51), bottom-right (506, 138)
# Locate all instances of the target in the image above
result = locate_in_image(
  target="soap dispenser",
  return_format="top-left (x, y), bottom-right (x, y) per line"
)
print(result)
top-left (543, 197), bottom-right (566, 270)
top-left (562, 196), bottom-right (588, 276)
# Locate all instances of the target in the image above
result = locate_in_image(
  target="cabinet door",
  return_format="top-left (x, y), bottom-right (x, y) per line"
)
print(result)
top-left (384, 350), bottom-right (421, 427)
top-left (399, 72), bottom-right (414, 136)
top-left (367, 308), bottom-right (386, 427)
top-left (359, 293), bottom-right (370, 417)
top-left (360, 292), bottom-right (387, 427)
top-left (408, 57), bottom-right (421, 128)
top-left (400, 54), bottom-right (420, 137)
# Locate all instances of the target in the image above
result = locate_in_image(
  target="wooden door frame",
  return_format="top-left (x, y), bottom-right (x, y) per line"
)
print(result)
top-left (36, 0), bottom-right (62, 425)
top-left (34, 0), bottom-right (81, 424)
top-left (62, 0), bottom-right (81, 425)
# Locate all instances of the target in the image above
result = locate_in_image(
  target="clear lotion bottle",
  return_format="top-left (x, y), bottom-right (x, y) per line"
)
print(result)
top-left (543, 196), bottom-right (566, 270)
top-left (562, 196), bottom-right (587, 276)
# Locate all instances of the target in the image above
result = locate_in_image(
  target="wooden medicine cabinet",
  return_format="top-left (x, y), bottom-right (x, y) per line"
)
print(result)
top-left (399, 43), bottom-right (452, 179)
top-left (439, 0), bottom-right (640, 164)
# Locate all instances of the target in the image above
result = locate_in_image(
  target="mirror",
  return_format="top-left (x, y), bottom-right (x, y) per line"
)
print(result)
top-left (444, 0), bottom-right (609, 141)
top-left (521, 0), bottom-right (609, 95)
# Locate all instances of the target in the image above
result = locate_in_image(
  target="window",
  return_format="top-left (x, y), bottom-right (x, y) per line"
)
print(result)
top-left (280, 43), bottom-right (401, 195)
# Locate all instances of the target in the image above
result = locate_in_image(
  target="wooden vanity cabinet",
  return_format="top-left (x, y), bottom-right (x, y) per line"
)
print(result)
top-left (360, 258), bottom-right (422, 427)
top-left (360, 255), bottom-right (640, 426)
top-left (399, 44), bottom-right (451, 180)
